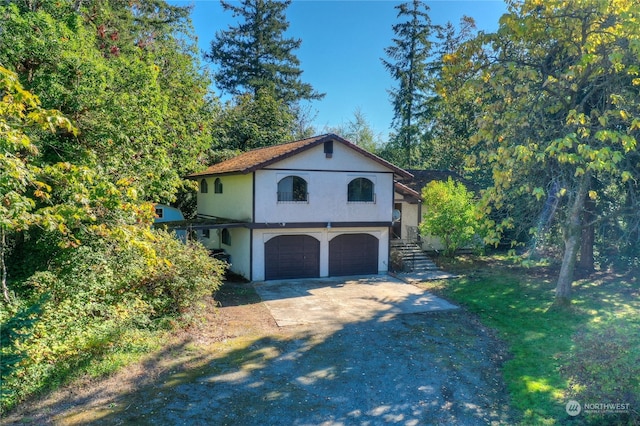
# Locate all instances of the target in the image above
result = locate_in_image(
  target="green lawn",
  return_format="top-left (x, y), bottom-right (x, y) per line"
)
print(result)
top-left (418, 255), bottom-right (640, 425)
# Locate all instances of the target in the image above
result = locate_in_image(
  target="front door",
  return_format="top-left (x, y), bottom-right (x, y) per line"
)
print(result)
top-left (392, 203), bottom-right (402, 239)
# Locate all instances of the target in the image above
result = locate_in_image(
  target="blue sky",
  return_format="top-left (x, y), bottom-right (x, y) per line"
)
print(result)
top-left (171, 1), bottom-right (508, 139)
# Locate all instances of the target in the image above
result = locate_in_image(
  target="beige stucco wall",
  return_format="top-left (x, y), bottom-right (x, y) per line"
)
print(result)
top-left (396, 201), bottom-right (420, 240)
top-left (197, 227), bottom-right (250, 278)
top-left (196, 174), bottom-right (253, 221)
top-left (394, 198), bottom-right (446, 251)
top-left (224, 227), bottom-right (251, 278)
top-left (199, 228), bottom-right (220, 249)
top-left (254, 143), bottom-right (396, 224)
top-left (273, 141), bottom-right (391, 173)
top-left (254, 170), bottom-right (394, 224)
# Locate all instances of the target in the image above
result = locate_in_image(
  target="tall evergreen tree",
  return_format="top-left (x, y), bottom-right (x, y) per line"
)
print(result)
top-left (206, 0), bottom-right (323, 105)
top-left (381, 0), bottom-right (434, 167)
top-left (426, 17), bottom-right (478, 174)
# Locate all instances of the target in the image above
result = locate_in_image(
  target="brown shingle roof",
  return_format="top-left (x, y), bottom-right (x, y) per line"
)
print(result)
top-left (394, 181), bottom-right (421, 202)
top-left (403, 169), bottom-right (479, 194)
top-left (187, 133), bottom-right (412, 179)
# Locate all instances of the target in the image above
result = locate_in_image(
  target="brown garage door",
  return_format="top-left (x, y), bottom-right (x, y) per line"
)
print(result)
top-left (329, 233), bottom-right (379, 277)
top-left (265, 235), bottom-right (320, 280)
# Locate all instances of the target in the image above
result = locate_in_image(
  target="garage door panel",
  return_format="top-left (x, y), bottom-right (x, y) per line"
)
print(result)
top-left (265, 235), bottom-right (320, 280)
top-left (329, 234), bottom-right (379, 277)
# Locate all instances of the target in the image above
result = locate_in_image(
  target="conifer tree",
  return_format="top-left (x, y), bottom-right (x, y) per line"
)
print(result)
top-left (382, 0), bottom-right (434, 167)
top-left (206, 0), bottom-right (323, 105)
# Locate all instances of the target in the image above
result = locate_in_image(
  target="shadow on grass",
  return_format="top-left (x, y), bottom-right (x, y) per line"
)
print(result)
top-left (214, 281), bottom-right (263, 307)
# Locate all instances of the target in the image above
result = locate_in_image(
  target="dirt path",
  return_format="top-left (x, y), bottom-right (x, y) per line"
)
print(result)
top-left (4, 282), bottom-right (515, 425)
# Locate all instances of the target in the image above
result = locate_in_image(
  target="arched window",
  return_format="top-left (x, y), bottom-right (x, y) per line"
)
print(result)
top-left (221, 228), bottom-right (231, 245)
top-left (277, 176), bottom-right (308, 202)
top-left (200, 179), bottom-right (208, 193)
top-left (214, 178), bottom-right (223, 194)
top-left (348, 178), bottom-right (374, 202)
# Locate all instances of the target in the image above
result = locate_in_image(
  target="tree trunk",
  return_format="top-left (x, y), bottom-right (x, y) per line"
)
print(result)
top-left (576, 196), bottom-right (595, 277)
top-left (555, 175), bottom-right (590, 304)
top-left (1, 228), bottom-right (10, 304)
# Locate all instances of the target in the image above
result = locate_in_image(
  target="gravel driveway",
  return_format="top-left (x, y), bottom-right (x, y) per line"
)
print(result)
top-left (6, 276), bottom-right (514, 425)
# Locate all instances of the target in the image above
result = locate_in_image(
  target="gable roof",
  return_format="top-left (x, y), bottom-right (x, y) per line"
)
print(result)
top-left (403, 169), bottom-right (478, 194)
top-left (394, 181), bottom-right (421, 203)
top-left (394, 170), bottom-right (480, 205)
top-left (187, 134), bottom-right (412, 179)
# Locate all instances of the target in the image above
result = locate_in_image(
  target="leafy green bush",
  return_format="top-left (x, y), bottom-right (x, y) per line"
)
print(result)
top-left (389, 249), bottom-right (405, 272)
top-left (419, 177), bottom-right (485, 256)
top-left (0, 229), bottom-right (226, 413)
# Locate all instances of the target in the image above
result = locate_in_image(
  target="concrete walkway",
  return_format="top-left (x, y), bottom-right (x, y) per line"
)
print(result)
top-left (395, 269), bottom-right (460, 282)
top-left (253, 275), bottom-right (458, 327)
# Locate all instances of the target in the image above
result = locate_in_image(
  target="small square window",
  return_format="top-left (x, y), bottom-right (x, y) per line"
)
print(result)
top-left (155, 208), bottom-right (163, 218)
top-left (202, 229), bottom-right (210, 238)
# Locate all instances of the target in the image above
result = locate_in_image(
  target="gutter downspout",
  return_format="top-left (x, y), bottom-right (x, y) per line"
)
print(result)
top-left (250, 172), bottom-right (255, 281)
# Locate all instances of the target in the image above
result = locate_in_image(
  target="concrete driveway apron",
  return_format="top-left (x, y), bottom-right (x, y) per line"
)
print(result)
top-left (253, 275), bottom-right (457, 327)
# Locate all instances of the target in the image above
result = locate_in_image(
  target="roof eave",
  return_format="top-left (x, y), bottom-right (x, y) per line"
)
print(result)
top-left (244, 134), bottom-right (334, 172)
top-left (186, 133), bottom-right (414, 179)
top-left (185, 169), bottom-right (250, 179)
top-left (328, 134), bottom-right (414, 179)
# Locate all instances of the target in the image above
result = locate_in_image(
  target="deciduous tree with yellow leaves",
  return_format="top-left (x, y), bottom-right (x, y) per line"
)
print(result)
top-left (468, 0), bottom-right (640, 302)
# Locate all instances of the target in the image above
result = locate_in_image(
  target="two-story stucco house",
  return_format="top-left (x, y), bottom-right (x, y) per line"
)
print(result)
top-left (187, 133), bottom-right (414, 281)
